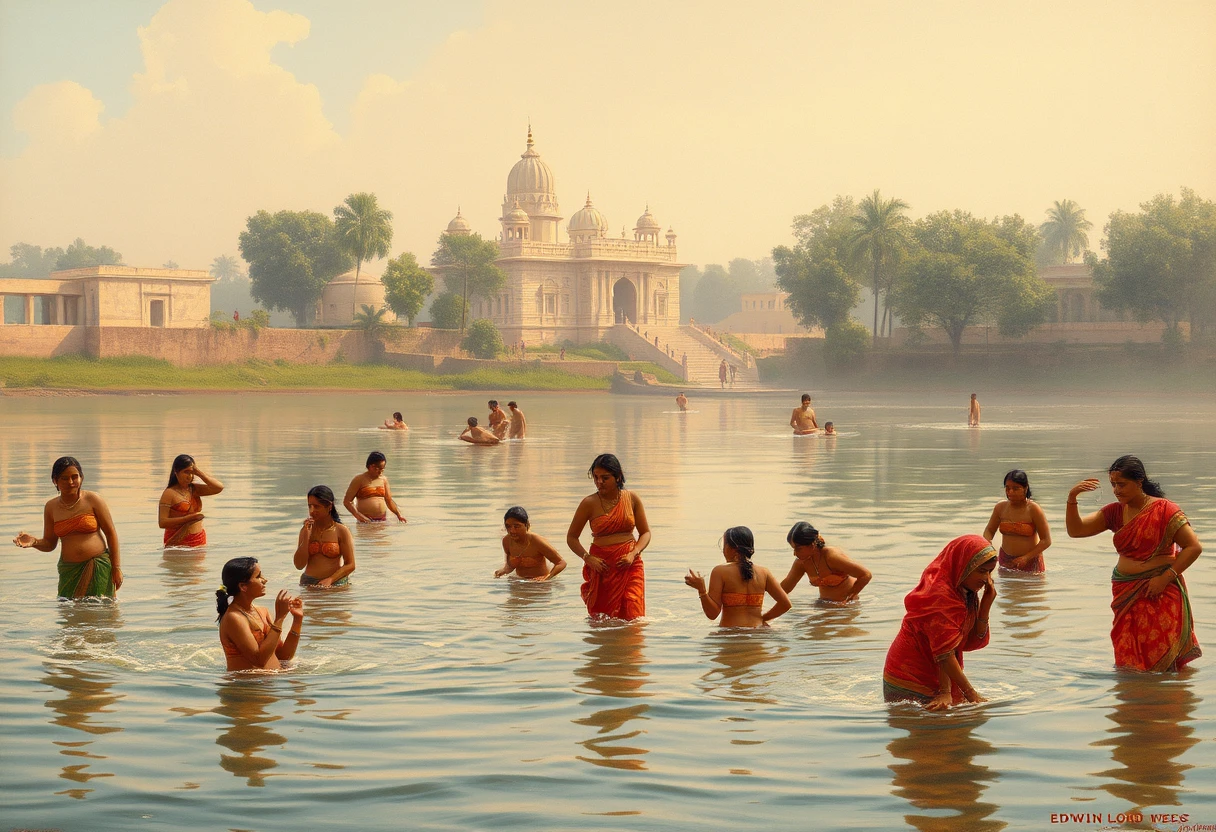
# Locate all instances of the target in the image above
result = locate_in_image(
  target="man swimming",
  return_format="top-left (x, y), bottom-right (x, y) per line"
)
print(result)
top-left (507, 401), bottom-right (527, 439)
top-left (460, 417), bottom-right (501, 445)
top-left (790, 394), bottom-right (820, 435)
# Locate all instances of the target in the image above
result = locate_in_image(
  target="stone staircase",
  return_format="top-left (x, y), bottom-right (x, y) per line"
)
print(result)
top-left (604, 324), bottom-right (763, 388)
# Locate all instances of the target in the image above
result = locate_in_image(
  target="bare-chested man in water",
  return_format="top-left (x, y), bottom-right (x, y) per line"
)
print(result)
top-left (460, 417), bottom-right (500, 445)
top-left (487, 400), bottom-right (509, 439)
top-left (507, 401), bottom-right (527, 439)
top-left (790, 394), bottom-right (820, 435)
top-left (676, 392), bottom-right (688, 412)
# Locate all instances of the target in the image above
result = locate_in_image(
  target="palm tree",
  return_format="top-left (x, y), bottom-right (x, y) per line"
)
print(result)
top-left (1040, 199), bottom-right (1092, 264)
top-left (334, 192), bottom-right (394, 317)
top-left (210, 254), bottom-right (243, 282)
top-left (851, 190), bottom-right (910, 343)
top-left (351, 304), bottom-right (389, 338)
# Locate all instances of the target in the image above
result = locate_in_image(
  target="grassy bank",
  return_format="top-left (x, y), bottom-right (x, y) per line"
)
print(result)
top-left (0, 355), bottom-right (618, 392)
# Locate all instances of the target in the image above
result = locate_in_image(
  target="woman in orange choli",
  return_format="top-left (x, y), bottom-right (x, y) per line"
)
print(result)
top-left (685, 525), bottom-right (790, 627)
top-left (158, 454), bottom-right (224, 548)
top-left (342, 451), bottom-right (405, 524)
top-left (217, 557), bottom-right (304, 671)
top-left (566, 454), bottom-right (652, 620)
top-left (781, 521), bottom-right (872, 604)
top-left (982, 469), bottom-right (1050, 572)
top-left (495, 506), bottom-right (566, 580)
top-left (293, 486), bottom-right (356, 588)
top-left (1066, 455), bottom-right (1202, 672)
top-left (14, 456), bottom-right (123, 599)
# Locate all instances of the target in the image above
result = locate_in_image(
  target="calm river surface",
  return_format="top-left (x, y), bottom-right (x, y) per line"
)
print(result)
top-left (1, 390), bottom-right (1212, 831)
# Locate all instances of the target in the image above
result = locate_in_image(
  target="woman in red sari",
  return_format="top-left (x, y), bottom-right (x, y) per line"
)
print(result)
top-left (883, 535), bottom-right (998, 710)
top-left (566, 453), bottom-right (651, 620)
top-left (1066, 455), bottom-right (1202, 672)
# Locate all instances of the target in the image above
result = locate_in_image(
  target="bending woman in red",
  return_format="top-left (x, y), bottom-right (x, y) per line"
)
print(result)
top-left (1066, 455), bottom-right (1202, 672)
top-left (566, 453), bottom-right (651, 620)
top-left (883, 535), bottom-right (997, 710)
top-left (159, 454), bottom-right (224, 547)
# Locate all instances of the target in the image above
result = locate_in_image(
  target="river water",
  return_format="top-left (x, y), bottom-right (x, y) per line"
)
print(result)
top-left (0, 391), bottom-right (1212, 831)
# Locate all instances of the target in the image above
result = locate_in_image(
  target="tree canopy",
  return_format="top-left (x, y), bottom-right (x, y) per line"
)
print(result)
top-left (381, 251), bottom-right (435, 326)
top-left (774, 196), bottom-right (862, 331)
top-left (1040, 199), bottom-right (1093, 264)
top-left (334, 192), bottom-right (394, 316)
top-left (462, 318), bottom-right (504, 359)
top-left (681, 257), bottom-right (778, 323)
top-left (851, 190), bottom-right (911, 342)
top-left (238, 210), bottom-right (352, 328)
top-left (210, 254), bottom-right (244, 282)
top-left (1, 239), bottom-right (124, 277)
top-left (890, 211), bottom-right (1053, 354)
top-left (57, 238), bottom-right (124, 270)
top-left (1095, 188), bottom-right (1216, 337)
top-left (429, 291), bottom-right (468, 330)
top-left (431, 233), bottom-right (505, 331)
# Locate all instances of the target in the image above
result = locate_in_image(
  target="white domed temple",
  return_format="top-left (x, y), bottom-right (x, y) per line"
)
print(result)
top-left (442, 129), bottom-right (684, 345)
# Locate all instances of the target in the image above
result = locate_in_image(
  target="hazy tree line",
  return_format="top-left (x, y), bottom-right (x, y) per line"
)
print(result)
top-left (678, 258), bottom-right (779, 324)
top-left (773, 187), bottom-right (1216, 357)
top-left (1, 239), bottom-right (124, 276)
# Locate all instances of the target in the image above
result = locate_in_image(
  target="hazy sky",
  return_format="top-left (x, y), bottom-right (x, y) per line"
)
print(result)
top-left (1, 0), bottom-right (1213, 273)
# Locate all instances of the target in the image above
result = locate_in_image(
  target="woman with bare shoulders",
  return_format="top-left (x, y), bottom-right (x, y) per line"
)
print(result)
top-left (343, 451), bottom-right (405, 524)
top-left (216, 557), bottom-right (304, 671)
top-left (982, 469), bottom-right (1050, 572)
top-left (158, 454), bottom-right (224, 548)
top-left (495, 506), bottom-right (566, 580)
top-left (566, 453), bottom-right (652, 620)
top-left (1066, 455), bottom-right (1201, 671)
top-left (14, 456), bottom-right (122, 599)
top-left (293, 486), bottom-right (356, 588)
top-left (685, 526), bottom-right (790, 627)
top-left (781, 521), bottom-right (871, 603)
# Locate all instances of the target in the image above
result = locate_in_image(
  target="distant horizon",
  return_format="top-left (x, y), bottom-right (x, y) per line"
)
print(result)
top-left (2, 1), bottom-right (1213, 272)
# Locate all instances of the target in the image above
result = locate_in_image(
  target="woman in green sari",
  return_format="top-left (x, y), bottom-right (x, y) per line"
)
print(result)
top-left (13, 456), bottom-right (122, 599)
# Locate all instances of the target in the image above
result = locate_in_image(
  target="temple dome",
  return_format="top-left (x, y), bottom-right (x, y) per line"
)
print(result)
top-left (446, 209), bottom-right (471, 235)
top-left (568, 195), bottom-right (607, 233)
top-left (635, 206), bottom-right (661, 231)
top-left (504, 201), bottom-right (530, 224)
top-left (506, 129), bottom-right (555, 197)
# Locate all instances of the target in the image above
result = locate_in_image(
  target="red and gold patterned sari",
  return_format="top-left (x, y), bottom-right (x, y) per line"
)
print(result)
top-left (1103, 500), bottom-right (1200, 672)
top-left (582, 492), bottom-right (645, 621)
top-left (164, 492), bottom-right (206, 548)
top-left (883, 535), bottom-right (996, 704)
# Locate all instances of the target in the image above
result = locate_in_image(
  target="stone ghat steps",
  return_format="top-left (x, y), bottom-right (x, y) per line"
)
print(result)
top-left (635, 325), bottom-right (762, 388)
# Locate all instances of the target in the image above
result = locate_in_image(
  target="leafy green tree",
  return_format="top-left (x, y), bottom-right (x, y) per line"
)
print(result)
top-left (1, 243), bottom-right (65, 277)
top-left (381, 251), bottom-right (434, 326)
top-left (334, 192), bottom-right (394, 317)
top-left (462, 318), bottom-right (505, 359)
top-left (431, 233), bottom-right (505, 331)
top-left (56, 238), bottom-right (123, 270)
top-left (775, 197), bottom-right (863, 331)
top-left (684, 257), bottom-right (779, 323)
top-left (1039, 199), bottom-right (1093, 264)
top-left (1095, 188), bottom-right (1216, 338)
top-left (352, 304), bottom-right (390, 337)
top-left (890, 211), bottom-right (1052, 355)
top-left (823, 319), bottom-right (871, 366)
top-left (429, 291), bottom-right (468, 330)
top-left (210, 254), bottom-right (244, 282)
top-left (851, 190), bottom-right (910, 342)
top-left (238, 210), bottom-right (352, 327)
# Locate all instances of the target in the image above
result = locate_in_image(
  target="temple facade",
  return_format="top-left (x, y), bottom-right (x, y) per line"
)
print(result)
top-left (440, 130), bottom-right (684, 344)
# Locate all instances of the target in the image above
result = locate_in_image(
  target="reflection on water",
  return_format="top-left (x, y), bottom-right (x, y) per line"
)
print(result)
top-left (573, 622), bottom-right (651, 770)
top-left (995, 572), bottom-right (1049, 643)
top-left (301, 587), bottom-right (354, 643)
top-left (499, 577), bottom-right (556, 618)
top-left (160, 549), bottom-right (209, 605)
top-left (213, 679), bottom-right (288, 787)
top-left (43, 603), bottom-right (125, 799)
top-left (887, 709), bottom-right (1005, 832)
top-left (793, 599), bottom-right (868, 642)
top-left (1091, 673), bottom-right (1199, 813)
top-left (696, 631), bottom-right (786, 704)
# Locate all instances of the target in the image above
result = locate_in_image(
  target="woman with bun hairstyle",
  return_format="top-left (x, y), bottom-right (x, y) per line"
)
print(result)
top-left (217, 557), bottom-right (304, 671)
top-left (781, 521), bottom-right (871, 603)
top-left (982, 469), bottom-right (1050, 572)
top-left (685, 525), bottom-right (790, 627)
top-left (14, 456), bottom-right (122, 599)
top-left (293, 486), bottom-right (356, 588)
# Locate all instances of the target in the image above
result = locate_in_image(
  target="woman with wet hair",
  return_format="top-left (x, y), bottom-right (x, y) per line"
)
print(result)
top-left (781, 521), bottom-right (871, 603)
top-left (293, 486), bottom-right (356, 588)
top-left (14, 456), bottom-right (122, 599)
top-left (343, 451), bottom-right (405, 524)
top-left (566, 453), bottom-right (652, 620)
top-left (982, 469), bottom-right (1050, 572)
top-left (685, 526), bottom-right (790, 627)
top-left (217, 557), bottom-right (304, 671)
top-left (158, 454), bottom-right (225, 548)
top-left (1066, 455), bottom-right (1202, 671)
top-left (883, 535), bottom-right (998, 710)
top-left (495, 506), bottom-right (566, 580)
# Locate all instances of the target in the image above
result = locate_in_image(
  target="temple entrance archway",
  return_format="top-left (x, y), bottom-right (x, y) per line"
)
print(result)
top-left (612, 278), bottom-right (637, 325)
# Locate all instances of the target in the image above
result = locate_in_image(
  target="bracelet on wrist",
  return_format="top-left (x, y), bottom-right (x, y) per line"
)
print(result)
top-left (269, 624), bottom-right (283, 633)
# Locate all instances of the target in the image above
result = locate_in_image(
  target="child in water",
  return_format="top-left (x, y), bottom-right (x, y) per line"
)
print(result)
top-left (495, 506), bottom-right (566, 580)
top-left (823, 422), bottom-right (836, 435)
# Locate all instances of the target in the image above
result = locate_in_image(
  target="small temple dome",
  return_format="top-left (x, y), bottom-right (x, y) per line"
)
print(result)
top-left (506, 129), bottom-right (555, 197)
top-left (446, 209), bottom-right (471, 235)
top-left (635, 206), bottom-right (661, 231)
top-left (504, 200), bottom-right (530, 224)
top-left (568, 194), bottom-right (607, 233)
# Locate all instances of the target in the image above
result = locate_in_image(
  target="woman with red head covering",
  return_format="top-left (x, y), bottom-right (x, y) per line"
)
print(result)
top-left (883, 535), bottom-right (998, 710)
